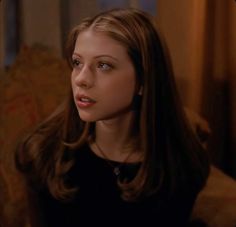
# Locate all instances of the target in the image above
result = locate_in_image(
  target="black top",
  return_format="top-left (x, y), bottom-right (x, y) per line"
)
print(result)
top-left (34, 144), bottom-right (197, 227)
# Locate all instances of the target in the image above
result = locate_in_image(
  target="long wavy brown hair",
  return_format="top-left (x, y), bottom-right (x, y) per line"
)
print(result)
top-left (15, 8), bottom-right (210, 202)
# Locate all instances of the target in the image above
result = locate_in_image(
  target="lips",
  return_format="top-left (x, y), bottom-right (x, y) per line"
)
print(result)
top-left (75, 94), bottom-right (96, 108)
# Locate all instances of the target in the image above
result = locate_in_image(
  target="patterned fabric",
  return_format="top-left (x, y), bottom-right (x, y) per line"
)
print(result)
top-left (0, 45), bottom-right (70, 227)
top-left (192, 166), bottom-right (236, 227)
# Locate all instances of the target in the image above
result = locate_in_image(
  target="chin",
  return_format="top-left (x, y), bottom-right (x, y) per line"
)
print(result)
top-left (78, 113), bottom-right (98, 122)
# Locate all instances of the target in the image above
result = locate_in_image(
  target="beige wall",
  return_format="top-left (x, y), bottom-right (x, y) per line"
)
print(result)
top-left (68, 0), bottom-right (99, 28)
top-left (0, 1), bottom-right (5, 69)
top-left (228, 0), bottom-right (236, 174)
top-left (229, 0), bottom-right (236, 119)
top-left (157, 0), bottom-right (236, 177)
top-left (156, 0), bottom-right (207, 112)
top-left (20, 0), bottom-right (62, 55)
top-left (67, 0), bottom-right (140, 30)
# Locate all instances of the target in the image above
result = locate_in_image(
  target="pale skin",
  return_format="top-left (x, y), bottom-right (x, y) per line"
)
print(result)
top-left (71, 29), bottom-right (142, 163)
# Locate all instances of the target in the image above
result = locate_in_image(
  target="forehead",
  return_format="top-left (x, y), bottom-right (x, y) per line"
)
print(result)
top-left (74, 29), bottom-right (128, 57)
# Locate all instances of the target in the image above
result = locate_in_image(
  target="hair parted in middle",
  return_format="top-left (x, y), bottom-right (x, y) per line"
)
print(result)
top-left (16, 8), bottom-right (209, 202)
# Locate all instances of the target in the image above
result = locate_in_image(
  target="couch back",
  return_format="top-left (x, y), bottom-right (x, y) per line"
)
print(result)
top-left (0, 45), bottom-right (70, 227)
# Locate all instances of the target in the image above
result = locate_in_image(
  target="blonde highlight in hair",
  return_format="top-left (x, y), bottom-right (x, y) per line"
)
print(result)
top-left (15, 8), bottom-right (209, 202)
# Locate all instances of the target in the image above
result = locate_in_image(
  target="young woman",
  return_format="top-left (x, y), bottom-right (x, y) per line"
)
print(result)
top-left (15, 8), bottom-right (210, 227)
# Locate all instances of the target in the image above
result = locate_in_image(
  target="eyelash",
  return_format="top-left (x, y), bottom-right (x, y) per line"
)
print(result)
top-left (98, 62), bottom-right (113, 71)
top-left (71, 58), bottom-right (114, 71)
top-left (72, 59), bottom-right (81, 68)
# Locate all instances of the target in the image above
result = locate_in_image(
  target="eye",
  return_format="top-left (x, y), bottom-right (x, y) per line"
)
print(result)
top-left (72, 58), bottom-right (82, 68)
top-left (98, 62), bottom-right (113, 71)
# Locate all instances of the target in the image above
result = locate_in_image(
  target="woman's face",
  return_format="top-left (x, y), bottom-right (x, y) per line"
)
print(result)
top-left (71, 29), bottom-right (136, 122)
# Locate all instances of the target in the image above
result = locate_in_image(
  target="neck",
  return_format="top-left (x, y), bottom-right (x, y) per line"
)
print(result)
top-left (97, 113), bottom-right (134, 149)
top-left (91, 112), bottom-right (140, 162)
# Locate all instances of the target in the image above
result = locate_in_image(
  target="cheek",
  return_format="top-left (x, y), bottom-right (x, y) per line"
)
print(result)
top-left (71, 75), bottom-right (76, 93)
top-left (106, 80), bottom-right (135, 106)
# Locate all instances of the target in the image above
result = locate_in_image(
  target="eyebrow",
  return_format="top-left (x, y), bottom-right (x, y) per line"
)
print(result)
top-left (94, 55), bottom-right (119, 62)
top-left (72, 53), bottom-right (119, 62)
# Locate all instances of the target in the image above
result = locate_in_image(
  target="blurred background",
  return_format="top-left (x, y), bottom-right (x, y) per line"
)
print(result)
top-left (0, 0), bottom-right (236, 226)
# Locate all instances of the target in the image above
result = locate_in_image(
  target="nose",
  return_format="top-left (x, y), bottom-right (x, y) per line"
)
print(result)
top-left (73, 65), bottom-right (94, 89)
